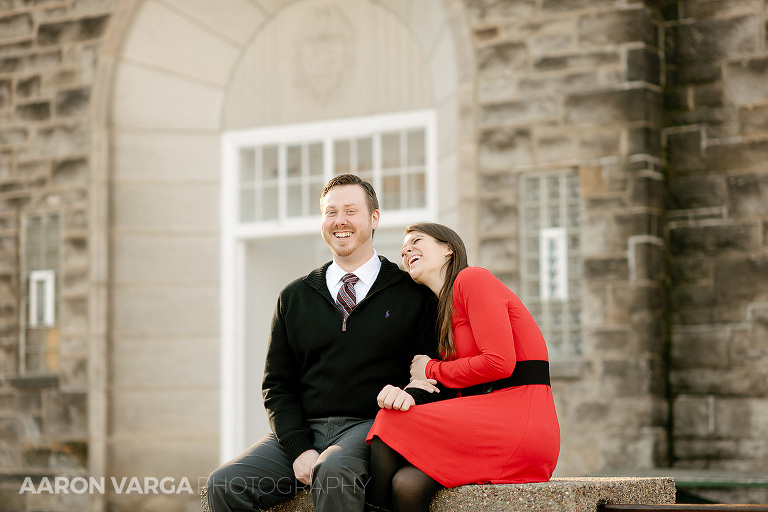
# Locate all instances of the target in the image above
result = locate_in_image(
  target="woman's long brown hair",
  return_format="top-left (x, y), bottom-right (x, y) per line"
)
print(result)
top-left (405, 223), bottom-right (468, 359)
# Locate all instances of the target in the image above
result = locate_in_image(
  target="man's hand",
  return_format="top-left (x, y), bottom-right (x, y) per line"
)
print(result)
top-left (293, 449), bottom-right (320, 485)
top-left (377, 384), bottom-right (416, 411)
top-left (410, 355), bottom-right (430, 381)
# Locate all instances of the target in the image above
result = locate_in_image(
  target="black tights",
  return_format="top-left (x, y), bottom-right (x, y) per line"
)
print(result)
top-left (367, 437), bottom-right (442, 512)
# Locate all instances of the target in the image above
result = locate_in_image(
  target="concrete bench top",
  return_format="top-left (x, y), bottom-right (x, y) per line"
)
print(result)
top-left (201, 476), bottom-right (676, 512)
top-left (592, 469), bottom-right (768, 488)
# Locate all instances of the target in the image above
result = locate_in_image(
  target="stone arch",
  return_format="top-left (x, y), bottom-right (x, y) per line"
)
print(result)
top-left (90, 0), bottom-right (475, 487)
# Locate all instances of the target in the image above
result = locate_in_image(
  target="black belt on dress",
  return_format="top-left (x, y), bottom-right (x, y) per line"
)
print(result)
top-left (460, 360), bottom-right (550, 396)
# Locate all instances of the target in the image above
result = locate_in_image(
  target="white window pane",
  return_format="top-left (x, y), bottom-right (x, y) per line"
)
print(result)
top-left (357, 137), bottom-right (372, 172)
top-left (407, 129), bottom-right (425, 166)
top-left (334, 139), bottom-right (350, 174)
top-left (239, 148), bottom-right (255, 182)
top-left (262, 145), bottom-right (278, 180)
top-left (381, 132), bottom-right (400, 169)
top-left (309, 143), bottom-right (323, 176)
top-left (239, 187), bottom-right (256, 222)
top-left (287, 145), bottom-right (302, 178)
top-left (261, 185), bottom-right (278, 220)
top-left (382, 174), bottom-right (401, 209)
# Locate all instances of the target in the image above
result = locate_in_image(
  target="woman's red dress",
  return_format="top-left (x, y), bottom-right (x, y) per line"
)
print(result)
top-left (366, 266), bottom-right (560, 487)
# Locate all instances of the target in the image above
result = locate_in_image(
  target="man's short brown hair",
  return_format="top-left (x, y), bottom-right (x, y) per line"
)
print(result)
top-left (320, 174), bottom-right (380, 215)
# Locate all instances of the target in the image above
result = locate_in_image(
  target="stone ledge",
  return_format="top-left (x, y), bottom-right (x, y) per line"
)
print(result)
top-left (201, 476), bottom-right (676, 512)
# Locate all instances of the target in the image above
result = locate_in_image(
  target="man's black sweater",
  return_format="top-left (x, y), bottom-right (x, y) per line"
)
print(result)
top-left (262, 256), bottom-right (438, 460)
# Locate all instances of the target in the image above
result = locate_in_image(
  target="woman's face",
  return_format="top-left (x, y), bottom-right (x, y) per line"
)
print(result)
top-left (401, 231), bottom-right (452, 289)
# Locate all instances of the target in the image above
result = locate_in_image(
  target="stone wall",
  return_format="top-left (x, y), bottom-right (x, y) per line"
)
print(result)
top-left (0, 1), bottom-right (113, 510)
top-left (467, 0), bottom-right (669, 474)
top-left (663, 0), bottom-right (768, 472)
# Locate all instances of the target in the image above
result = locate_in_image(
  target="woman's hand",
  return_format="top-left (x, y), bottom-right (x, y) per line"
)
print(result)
top-left (377, 384), bottom-right (416, 411)
top-left (410, 355), bottom-right (431, 381)
top-left (405, 378), bottom-right (440, 394)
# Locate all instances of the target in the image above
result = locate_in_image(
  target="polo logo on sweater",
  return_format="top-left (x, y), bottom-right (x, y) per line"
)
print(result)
top-left (385, 310), bottom-right (390, 318)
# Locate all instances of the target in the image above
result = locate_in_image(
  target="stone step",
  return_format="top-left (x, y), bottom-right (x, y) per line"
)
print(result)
top-left (201, 476), bottom-right (676, 512)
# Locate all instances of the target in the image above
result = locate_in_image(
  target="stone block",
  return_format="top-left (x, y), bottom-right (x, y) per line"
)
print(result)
top-left (110, 389), bottom-right (218, 437)
top-left (727, 173), bottom-right (768, 217)
top-left (670, 222), bottom-right (760, 256)
top-left (478, 236), bottom-right (516, 271)
top-left (614, 212), bottom-right (664, 240)
top-left (201, 477), bottom-right (676, 512)
top-left (0, 127), bottom-right (28, 145)
top-left (671, 328), bottom-right (730, 369)
top-left (673, 395), bottom-right (713, 436)
top-left (518, 72), bottom-right (598, 97)
top-left (584, 256), bottom-right (629, 281)
top-left (54, 87), bottom-right (89, 117)
top-left (112, 182), bottom-right (220, 232)
top-left (32, 123), bottom-right (88, 159)
top-left (111, 336), bottom-right (218, 388)
top-left (37, 15), bottom-right (110, 46)
top-left (707, 139), bottom-right (768, 172)
top-left (0, 13), bottom-right (33, 42)
top-left (602, 358), bottom-right (663, 397)
top-left (629, 126), bottom-right (661, 157)
top-left (578, 8), bottom-right (656, 48)
top-left (666, 15), bottom-right (760, 63)
top-left (465, 0), bottom-right (536, 24)
top-left (725, 57), bottom-right (768, 104)
top-left (631, 240), bottom-right (665, 282)
top-left (15, 75), bottom-right (40, 100)
top-left (51, 157), bottom-right (88, 187)
top-left (672, 367), bottom-right (768, 397)
top-left (45, 392), bottom-right (87, 437)
top-left (0, 79), bottom-right (10, 109)
top-left (692, 82), bottom-right (723, 108)
top-left (713, 254), bottom-right (768, 303)
top-left (670, 175), bottom-right (724, 209)
top-left (113, 62), bottom-right (223, 130)
top-left (112, 285), bottom-right (219, 335)
top-left (670, 283), bottom-right (712, 310)
top-left (113, 131), bottom-right (220, 181)
top-left (478, 128), bottom-right (533, 170)
top-left (541, 0), bottom-right (616, 13)
top-left (112, 233), bottom-right (218, 283)
top-left (163, 0), bottom-right (265, 46)
top-left (740, 104), bottom-right (768, 135)
top-left (565, 88), bottom-right (658, 126)
top-left (666, 61), bottom-right (722, 85)
top-left (715, 398), bottom-right (768, 438)
top-left (480, 97), bottom-right (558, 126)
top-left (122, 1), bottom-right (238, 87)
top-left (534, 50), bottom-right (619, 72)
top-left (631, 174), bottom-right (664, 209)
top-left (665, 128), bottom-right (705, 172)
top-left (479, 195), bottom-right (517, 234)
top-left (477, 41), bottom-right (528, 78)
top-left (680, 0), bottom-right (764, 19)
top-left (627, 47), bottom-right (661, 86)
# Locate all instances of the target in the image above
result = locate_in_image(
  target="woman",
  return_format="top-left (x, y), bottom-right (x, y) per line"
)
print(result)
top-left (365, 223), bottom-right (560, 512)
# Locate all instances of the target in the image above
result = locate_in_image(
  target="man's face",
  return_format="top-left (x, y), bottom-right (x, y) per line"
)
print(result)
top-left (321, 185), bottom-right (380, 259)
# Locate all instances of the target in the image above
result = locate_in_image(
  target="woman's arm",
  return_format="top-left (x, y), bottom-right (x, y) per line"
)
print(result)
top-left (423, 267), bottom-right (517, 388)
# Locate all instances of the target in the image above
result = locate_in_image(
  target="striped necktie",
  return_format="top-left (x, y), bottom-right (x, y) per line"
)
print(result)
top-left (336, 273), bottom-right (359, 321)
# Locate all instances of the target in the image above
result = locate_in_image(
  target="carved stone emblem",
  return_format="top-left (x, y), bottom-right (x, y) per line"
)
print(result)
top-left (293, 4), bottom-right (356, 104)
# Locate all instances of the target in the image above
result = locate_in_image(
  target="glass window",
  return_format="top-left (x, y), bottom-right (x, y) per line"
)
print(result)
top-left (21, 213), bottom-right (60, 374)
top-left (519, 171), bottom-right (582, 358)
top-left (227, 111), bottom-right (435, 231)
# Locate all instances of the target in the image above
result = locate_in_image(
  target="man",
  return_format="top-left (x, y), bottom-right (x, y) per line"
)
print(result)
top-left (207, 174), bottom-right (437, 512)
